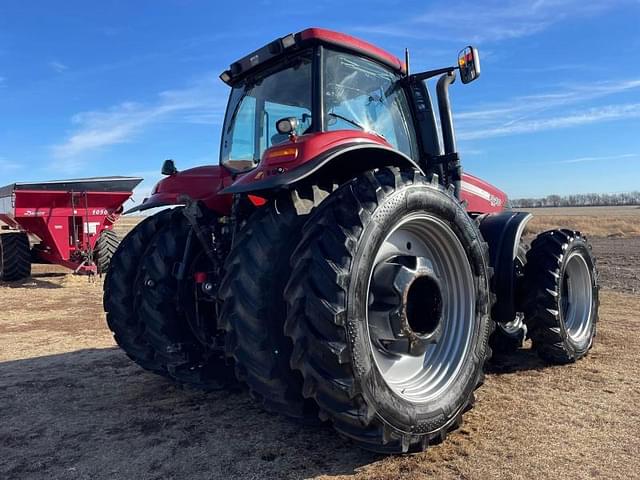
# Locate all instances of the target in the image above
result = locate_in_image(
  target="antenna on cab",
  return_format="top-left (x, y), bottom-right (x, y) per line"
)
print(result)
top-left (405, 48), bottom-right (410, 76)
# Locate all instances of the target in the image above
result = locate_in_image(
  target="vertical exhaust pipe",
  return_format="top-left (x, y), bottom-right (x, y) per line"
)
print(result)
top-left (436, 71), bottom-right (462, 199)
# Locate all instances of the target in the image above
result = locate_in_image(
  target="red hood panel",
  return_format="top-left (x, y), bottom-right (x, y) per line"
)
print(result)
top-left (461, 172), bottom-right (508, 213)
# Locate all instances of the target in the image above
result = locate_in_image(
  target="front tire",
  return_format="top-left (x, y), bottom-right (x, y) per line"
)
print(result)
top-left (285, 168), bottom-right (492, 453)
top-left (0, 232), bottom-right (31, 281)
top-left (523, 229), bottom-right (599, 363)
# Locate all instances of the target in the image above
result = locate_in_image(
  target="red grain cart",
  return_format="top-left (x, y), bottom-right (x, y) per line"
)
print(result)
top-left (0, 176), bottom-right (142, 280)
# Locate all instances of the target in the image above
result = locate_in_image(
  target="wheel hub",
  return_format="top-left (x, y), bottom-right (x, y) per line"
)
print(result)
top-left (371, 256), bottom-right (444, 356)
top-left (366, 213), bottom-right (476, 403)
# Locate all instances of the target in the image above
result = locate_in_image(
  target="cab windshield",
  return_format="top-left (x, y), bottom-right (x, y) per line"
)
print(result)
top-left (323, 49), bottom-right (417, 160)
top-left (220, 50), bottom-right (313, 172)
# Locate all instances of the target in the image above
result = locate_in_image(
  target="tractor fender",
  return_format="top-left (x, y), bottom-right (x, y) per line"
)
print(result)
top-left (477, 211), bottom-right (532, 323)
top-left (220, 142), bottom-right (424, 195)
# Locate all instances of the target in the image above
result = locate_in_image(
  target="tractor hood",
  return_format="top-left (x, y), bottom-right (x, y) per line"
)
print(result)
top-left (460, 173), bottom-right (508, 214)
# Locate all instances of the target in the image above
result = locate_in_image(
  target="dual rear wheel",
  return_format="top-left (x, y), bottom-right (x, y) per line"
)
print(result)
top-left (104, 208), bottom-right (234, 388)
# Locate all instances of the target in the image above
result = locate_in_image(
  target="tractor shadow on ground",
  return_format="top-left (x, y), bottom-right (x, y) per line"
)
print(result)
top-left (0, 348), bottom-right (380, 480)
top-left (486, 345), bottom-right (550, 375)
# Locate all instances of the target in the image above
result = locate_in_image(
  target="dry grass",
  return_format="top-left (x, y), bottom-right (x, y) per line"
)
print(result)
top-left (1, 208), bottom-right (639, 479)
top-left (112, 215), bottom-right (144, 238)
top-left (1, 262), bottom-right (640, 479)
top-left (520, 206), bottom-right (640, 237)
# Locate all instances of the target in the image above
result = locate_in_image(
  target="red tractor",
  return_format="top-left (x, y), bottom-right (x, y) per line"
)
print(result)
top-left (104, 29), bottom-right (599, 453)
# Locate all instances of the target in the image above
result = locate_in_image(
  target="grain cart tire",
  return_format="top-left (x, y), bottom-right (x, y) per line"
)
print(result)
top-left (284, 167), bottom-right (492, 453)
top-left (104, 209), bottom-right (175, 375)
top-left (489, 244), bottom-right (527, 354)
top-left (219, 184), bottom-right (333, 420)
top-left (523, 229), bottom-right (598, 364)
top-left (0, 232), bottom-right (31, 281)
top-left (95, 229), bottom-right (120, 274)
top-left (137, 208), bottom-right (234, 389)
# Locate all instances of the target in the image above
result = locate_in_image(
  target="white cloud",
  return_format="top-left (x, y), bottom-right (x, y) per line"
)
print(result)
top-left (455, 77), bottom-right (640, 140)
top-left (354, 0), bottom-right (631, 43)
top-left (551, 153), bottom-right (639, 164)
top-left (49, 60), bottom-right (69, 73)
top-left (51, 76), bottom-right (226, 171)
top-left (458, 103), bottom-right (640, 140)
top-left (457, 79), bottom-right (640, 122)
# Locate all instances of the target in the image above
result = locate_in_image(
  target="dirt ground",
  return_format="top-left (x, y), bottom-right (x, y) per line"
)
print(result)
top-left (1, 210), bottom-right (639, 480)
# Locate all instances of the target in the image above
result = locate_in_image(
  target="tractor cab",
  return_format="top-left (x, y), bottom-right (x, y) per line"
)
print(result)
top-left (218, 28), bottom-right (481, 202)
top-left (219, 29), bottom-right (418, 174)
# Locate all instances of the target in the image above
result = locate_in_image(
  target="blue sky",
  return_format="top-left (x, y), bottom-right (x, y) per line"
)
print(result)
top-left (1, 0), bottom-right (639, 203)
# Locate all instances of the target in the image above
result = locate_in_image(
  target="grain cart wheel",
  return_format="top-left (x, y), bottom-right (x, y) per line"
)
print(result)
top-left (0, 232), bottom-right (31, 281)
top-left (489, 244), bottom-right (527, 354)
top-left (285, 167), bottom-right (492, 453)
top-left (137, 208), bottom-right (234, 389)
top-left (219, 184), bottom-right (333, 420)
top-left (95, 229), bottom-right (120, 274)
top-left (523, 229), bottom-right (598, 363)
top-left (104, 209), bottom-right (175, 375)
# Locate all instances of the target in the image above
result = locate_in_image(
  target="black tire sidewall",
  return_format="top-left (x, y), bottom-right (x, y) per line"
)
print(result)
top-left (345, 183), bottom-right (491, 433)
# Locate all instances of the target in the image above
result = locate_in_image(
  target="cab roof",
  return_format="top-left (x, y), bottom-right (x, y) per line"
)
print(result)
top-left (220, 27), bottom-right (405, 85)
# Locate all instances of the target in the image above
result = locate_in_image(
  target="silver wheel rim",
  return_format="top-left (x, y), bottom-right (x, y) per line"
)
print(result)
top-left (366, 213), bottom-right (475, 403)
top-left (561, 251), bottom-right (593, 343)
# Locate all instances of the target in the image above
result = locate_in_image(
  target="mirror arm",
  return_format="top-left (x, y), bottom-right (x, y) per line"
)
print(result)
top-left (409, 66), bottom-right (456, 83)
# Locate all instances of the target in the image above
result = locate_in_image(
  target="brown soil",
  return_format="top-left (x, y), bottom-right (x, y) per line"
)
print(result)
top-left (1, 218), bottom-right (639, 479)
top-left (521, 205), bottom-right (640, 237)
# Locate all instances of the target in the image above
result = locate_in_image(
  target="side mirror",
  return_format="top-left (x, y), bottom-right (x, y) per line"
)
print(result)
top-left (161, 159), bottom-right (178, 176)
top-left (276, 117), bottom-right (298, 135)
top-left (458, 46), bottom-right (480, 84)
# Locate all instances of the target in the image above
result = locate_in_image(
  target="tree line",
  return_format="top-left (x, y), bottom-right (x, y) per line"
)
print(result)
top-left (510, 191), bottom-right (640, 208)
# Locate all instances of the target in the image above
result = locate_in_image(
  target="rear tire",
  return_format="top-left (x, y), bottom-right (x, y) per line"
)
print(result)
top-left (136, 208), bottom-right (234, 389)
top-left (0, 232), bottom-right (31, 281)
top-left (95, 229), bottom-right (119, 274)
top-left (219, 185), bottom-right (332, 419)
top-left (104, 210), bottom-right (175, 375)
top-left (523, 229), bottom-right (599, 363)
top-left (285, 167), bottom-right (492, 453)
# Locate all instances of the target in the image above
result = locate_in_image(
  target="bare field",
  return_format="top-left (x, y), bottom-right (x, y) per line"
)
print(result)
top-left (519, 205), bottom-right (640, 237)
top-left (1, 211), bottom-right (639, 480)
top-left (119, 205), bottom-right (640, 239)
